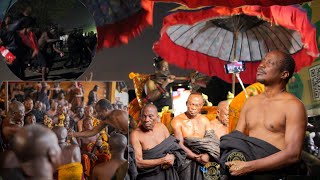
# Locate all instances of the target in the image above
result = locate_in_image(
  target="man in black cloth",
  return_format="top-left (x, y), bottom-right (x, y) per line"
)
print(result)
top-left (130, 104), bottom-right (186, 180)
top-left (221, 50), bottom-right (307, 178)
top-left (171, 92), bottom-right (220, 180)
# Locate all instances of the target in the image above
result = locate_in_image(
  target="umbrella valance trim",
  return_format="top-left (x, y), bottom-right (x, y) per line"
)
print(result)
top-left (146, 0), bottom-right (311, 8)
top-left (83, 0), bottom-right (154, 49)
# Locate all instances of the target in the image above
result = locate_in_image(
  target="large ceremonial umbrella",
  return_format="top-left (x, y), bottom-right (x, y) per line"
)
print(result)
top-left (81, 0), bottom-right (154, 49)
top-left (147, 0), bottom-right (311, 8)
top-left (153, 5), bottom-right (319, 85)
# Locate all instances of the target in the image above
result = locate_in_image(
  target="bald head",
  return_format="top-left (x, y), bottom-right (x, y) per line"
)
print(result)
top-left (186, 93), bottom-right (204, 117)
top-left (52, 126), bottom-right (68, 142)
top-left (109, 132), bottom-right (127, 153)
top-left (12, 124), bottom-right (61, 163)
top-left (9, 100), bottom-right (25, 114)
top-left (217, 100), bottom-right (229, 110)
top-left (96, 99), bottom-right (113, 111)
top-left (9, 100), bottom-right (25, 126)
top-left (141, 104), bottom-right (158, 115)
top-left (217, 100), bottom-right (229, 126)
top-left (187, 92), bottom-right (205, 105)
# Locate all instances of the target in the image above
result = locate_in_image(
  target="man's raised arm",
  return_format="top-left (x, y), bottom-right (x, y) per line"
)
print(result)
top-left (71, 122), bottom-right (106, 138)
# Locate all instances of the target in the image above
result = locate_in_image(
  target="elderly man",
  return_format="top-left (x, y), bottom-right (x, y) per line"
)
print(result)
top-left (1, 100), bottom-right (25, 151)
top-left (211, 100), bottom-right (229, 139)
top-left (130, 104), bottom-right (186, 180)
top-left (12, 124), bottom-right (62, 179)
top-left (221, 50), bottom-right (307, 177)
top-left (171, 92), bottom-right (220, 180)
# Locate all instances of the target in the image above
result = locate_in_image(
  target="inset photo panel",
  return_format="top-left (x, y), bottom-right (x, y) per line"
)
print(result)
top-left (0, 81), bottom-right (129, 180)
top-left (0, 0), bottom-right (97, 81)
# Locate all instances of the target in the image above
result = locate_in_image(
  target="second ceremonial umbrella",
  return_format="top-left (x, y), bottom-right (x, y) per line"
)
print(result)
top-left (153, 5), bottom-right (319, 85)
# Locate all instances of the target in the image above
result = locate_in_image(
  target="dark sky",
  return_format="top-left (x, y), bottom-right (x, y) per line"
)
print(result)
top-left (2, 0), bottom-right (95, 32)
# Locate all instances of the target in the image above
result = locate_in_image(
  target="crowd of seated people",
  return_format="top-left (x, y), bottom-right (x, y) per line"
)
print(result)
top-left (0, 81), bottom-right (128, 180)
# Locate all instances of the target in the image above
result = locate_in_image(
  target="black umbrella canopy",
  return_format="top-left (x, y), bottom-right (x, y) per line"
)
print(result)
top-left (167, 13), bottom-right (303, 62)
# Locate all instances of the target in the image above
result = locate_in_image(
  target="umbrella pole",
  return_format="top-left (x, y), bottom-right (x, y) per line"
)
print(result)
top-left (232, 74), bottom-right (235, 95)
top-left (231, 30), bottom-right (238, 95)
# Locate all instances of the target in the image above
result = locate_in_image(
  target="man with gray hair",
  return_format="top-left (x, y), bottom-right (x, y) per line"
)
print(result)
top-left (130, 104), bottom-right (186, 180)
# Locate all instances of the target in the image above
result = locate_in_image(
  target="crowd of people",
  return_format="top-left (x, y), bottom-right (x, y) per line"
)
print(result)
top-left (0, 81), bottom-right (129, 180)
top-left (0, 5), bottom-right (97, 81)
top-left (129, 50), bottom-right (309, 180)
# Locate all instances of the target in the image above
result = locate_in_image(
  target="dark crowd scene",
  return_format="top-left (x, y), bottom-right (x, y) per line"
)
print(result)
top-left (0, 81), bottom-right (129, 180)
top-left (0, 1), bottom-right (97, 81)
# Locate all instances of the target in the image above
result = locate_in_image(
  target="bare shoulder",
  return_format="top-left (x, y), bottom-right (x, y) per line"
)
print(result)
top-left (283, 93), bottom-right (306, 111)
top-left (92, 162), bottom-right (104, 173)
top-left (109, 109), bottom-right (128, 117)
top-left (246, 93), bottom-right (263, 103)
top-left (69, 144), bottom-right (80, 152)
top-left (200, 114), bottom-right (210, 122)
top-left (145, 79), bottom-right (155, 85)
top-left (145, 79), bottom-right (156, 88)
top-left (156, 122), bottom-right (170, 134)
top-left (241, 93), bottom-right (263, 110)
top-left (156, 122), bottom-right (167, 129)
top-left (130, 127), bottom-right (142, 137)
top-left (171, 114), bottom-right (185, 126)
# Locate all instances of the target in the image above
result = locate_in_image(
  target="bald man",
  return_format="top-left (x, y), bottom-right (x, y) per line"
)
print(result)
top-left (130, 104), bottom-right (186, 180)
top-left (211, 100), bottom-right (229, 139)
top-left (171, 93), bottom-right (220, 180)
top-left (12, 124), bottom-right (61, 179)
top-left (1, 100), bottom-right (25, 151)
top-left (221, 50), bottom-right (307, 177)
top-left (52, 126), bottom-right (82, 180)
top-left (92, 132), bottom-right (128, 180)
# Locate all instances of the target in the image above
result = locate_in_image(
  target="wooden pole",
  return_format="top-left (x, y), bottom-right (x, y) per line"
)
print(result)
top-left (232, 31), bottom-right (238, 95)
